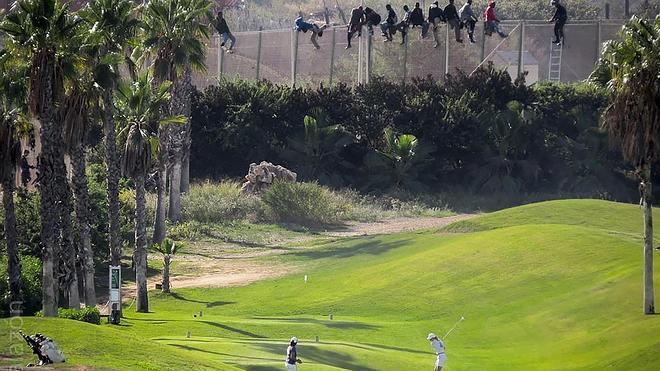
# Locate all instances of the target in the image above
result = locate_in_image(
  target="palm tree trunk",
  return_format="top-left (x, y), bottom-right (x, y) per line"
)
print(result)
top-left (642, 163), bottom-right (655, 314)
top-left (168, 153), bottom-right (183, 223)
top-left (56, 154), bottom-right (80, 309)
top-left (181, 147), bottom-right (190, 193)
top-left (162, 255), bottom-right (170, 293)
top-left (2, 177), bottom-right (22, 314)
top-left (153, 124), bottom-right (168, 244)
top-left (135, 174), bottom-right (149, 312)
top-left (166, 68), bottom-right (192, 223)
top-left (71, 145), bottom-right (96, 307)
top-left (37, 53), bottom-right (60, 317)
top-left (103, 89), bottom-right (122, 267)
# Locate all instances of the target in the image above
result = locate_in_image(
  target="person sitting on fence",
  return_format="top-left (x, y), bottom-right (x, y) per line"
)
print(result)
top-left (397, 5), bottom-right (412, 45)
top-left (484, 1), bottom-right (508, 38)
top-left (428, 1), bottom-right (445, 48)
top-left (310, 23), bottom-right (329, 49)
top-left (212, 11), bottom-right (236, 52)
top-left (295, 16), bottom-right (327, 50)
top-left (548, 0), bottom-right (567, 45)
top-left (459, 0), bottom-right (478, 43)
top-left (363, 7), bottom-right (382, 36)
top-left (444, 0), bottom-right (463, 43)
top-left (410, 2), bottom-right (430, 38)
top-left (346, 5), bottom-right (366, 49)
top-left (381, 4), bottom-right (399, 42)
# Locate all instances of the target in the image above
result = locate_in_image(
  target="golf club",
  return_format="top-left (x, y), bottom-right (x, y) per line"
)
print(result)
top-left (443, 316), bottom-right (465, 340)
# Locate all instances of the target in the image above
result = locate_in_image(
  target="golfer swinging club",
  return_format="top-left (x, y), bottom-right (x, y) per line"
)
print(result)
top-left (427, 333), bottom-right (446, 370)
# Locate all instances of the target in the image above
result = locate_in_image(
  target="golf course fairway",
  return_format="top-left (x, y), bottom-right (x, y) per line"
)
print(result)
top-left (1, 199), bottom-right (659, 370)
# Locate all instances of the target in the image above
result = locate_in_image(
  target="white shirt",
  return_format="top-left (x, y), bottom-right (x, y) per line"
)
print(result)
top-left (431, 339), bottom-right (445, 354)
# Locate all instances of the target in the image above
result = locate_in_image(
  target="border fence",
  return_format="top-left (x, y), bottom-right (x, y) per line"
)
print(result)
top-left (193, 19), bottom-right (627, 89)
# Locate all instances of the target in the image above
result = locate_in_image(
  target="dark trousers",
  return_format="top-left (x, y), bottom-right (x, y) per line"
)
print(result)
top-left (465, 20), bottom-right (476, 40)
top-left (554, 20), bottom-right (565, 42)
top-left (347, 24), bottom-right (361, 46)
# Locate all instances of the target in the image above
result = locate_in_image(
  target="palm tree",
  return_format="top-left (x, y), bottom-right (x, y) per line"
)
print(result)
top-left (1, 0), bottom-right (82, 316)
top-left (60, 83), bottom-right (97, 307)
top-left (141, 0), bottom-right (211, 230)
top-left (151, 237), bottom-right (182, 293)
top-left (0, 47), bottom-right (29, 314)
top-left (80, 0), bottom-right (141, 278)
top-left (364, 128), bottom-right (435, 190)
top-left (116, 72), bottom-right (183, 312)
top-left (591, 16), bottom-right (660, 315)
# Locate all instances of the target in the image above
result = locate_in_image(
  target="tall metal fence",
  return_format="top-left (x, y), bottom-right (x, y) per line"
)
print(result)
top-left (193, 19), bottom-right (626, 88)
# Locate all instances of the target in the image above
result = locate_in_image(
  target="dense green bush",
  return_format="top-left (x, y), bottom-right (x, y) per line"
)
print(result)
top-left (0, 255), bottom-right (42, 317)
top-left (181, 181), bottom-right (259, 223)
top-left (191, 67), bottom-right (646, 202)
top-left (262, 181), bottom-right (351, 225)
top-left (36, 307), bottom-right (101, 325)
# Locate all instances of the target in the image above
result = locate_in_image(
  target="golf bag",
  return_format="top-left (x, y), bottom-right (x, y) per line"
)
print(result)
top-left (19, 331), bottom-right (65, 365)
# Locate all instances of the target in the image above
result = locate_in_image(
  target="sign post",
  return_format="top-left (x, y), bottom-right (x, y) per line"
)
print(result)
top-left (109, 265), bottom-right (121, 324)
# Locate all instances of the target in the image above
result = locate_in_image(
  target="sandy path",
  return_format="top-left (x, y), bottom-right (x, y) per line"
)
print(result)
top-left (321, 214), bottom-right (475, 237)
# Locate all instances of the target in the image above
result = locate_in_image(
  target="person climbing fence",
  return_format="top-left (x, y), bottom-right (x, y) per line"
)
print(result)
top-left (381, 4), bottom-right (399, 42)
top-left (459, 0), bottom-right (478, 43)
top-left (410, 2), bottom-right (430, 38)
top-left (346, 5), bottom-right (365, 49)
top-left (428, 1), bottom-right (445, 48)
top-left (212, 11), bottom-right (236, 52)
top-left (364, 7), bottom-right (382, 36)
top-left (484, 1), bottom-right (508, 38)
top-left (444, 0), bottom-right (463, 43)
top-left (549, 0), bottom-right (568, 45)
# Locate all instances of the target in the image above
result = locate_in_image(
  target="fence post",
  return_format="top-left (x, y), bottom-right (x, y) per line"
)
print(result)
top-left (329, 27), bottom-right (336, 84)
top-left (358, 26), bottom-right (363, 84)
top-left (255, 26), bottom-right (263, 81)
top-left (605, 3), bottom-right (610, 19)
top-left (217, 36), bottom-right (225, 80)
top-left (444, 23), bottom-right (450, 75)
top-left (624, 0), bottom-right (630, 18)
top-left (480, 24), bottom-right (486, 64)
top-left (596, 19), bottom-right (602, 61)
top-left (403, 33), bottom-right (409, 84)
top-left (291, 29), bottom-right (299, 86)
top-left (517, 21), bottom-right (524, 78)
top-left (366, 32), bottom-right (372, 84)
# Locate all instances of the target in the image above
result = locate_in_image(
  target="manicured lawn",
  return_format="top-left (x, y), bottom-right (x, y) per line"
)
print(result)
top-left (1, 200), bottom-right (658, 370)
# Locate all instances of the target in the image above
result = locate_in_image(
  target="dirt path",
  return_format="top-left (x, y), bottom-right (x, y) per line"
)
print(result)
top-left (321, 214), bottom-right (475, 237)
top-left (110, 214), bottom-right (473, 304)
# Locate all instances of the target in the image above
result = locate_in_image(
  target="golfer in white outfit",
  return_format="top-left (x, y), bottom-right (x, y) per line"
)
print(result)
top-left (285, 336), bottom-right (301, 370)
top-left (427, 333), bottom-right (447, 370)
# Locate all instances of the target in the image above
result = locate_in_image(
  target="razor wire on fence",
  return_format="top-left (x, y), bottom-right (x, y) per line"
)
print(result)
top-left (193, 19), bottom-right (627, 89)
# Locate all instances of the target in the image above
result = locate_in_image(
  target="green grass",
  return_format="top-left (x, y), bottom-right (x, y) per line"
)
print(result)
top-left (2, 199), bottom-right (659, 370)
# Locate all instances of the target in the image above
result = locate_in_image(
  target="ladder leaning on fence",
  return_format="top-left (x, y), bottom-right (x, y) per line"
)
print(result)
top-left (548, 39), bottom-right (563, 82)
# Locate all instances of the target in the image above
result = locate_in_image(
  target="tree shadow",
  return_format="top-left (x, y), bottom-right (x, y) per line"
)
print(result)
top-left (244, 366), bottom-right (281, 371)
top-left (167, 292), bottom-right (236, 308)
top-left (255, 342), bottom-right (378, 371)
top-left (251, 317), bottom-right (379, 330)
top-left (293, 237), bottom-right (411, 260)
top-left (169, 344), bottom-right (280, 362)
top-left (362, 342), bottom-right (432, 355)
top-left (199, 321), bottom-right (267, 338)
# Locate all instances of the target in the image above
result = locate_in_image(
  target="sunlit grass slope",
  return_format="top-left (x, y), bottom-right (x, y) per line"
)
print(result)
top-left (1, 199), bottom-right (658, 370)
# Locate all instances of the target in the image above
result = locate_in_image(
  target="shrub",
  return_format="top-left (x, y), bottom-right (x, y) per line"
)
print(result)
top-left (261, 181), bottom-right (351, 225)
top-left (0, 255), bottom-right (42, 317)
top-left (45, 307), bottom-right (101, 325)
top-left (181, 181), bottom-right (259, 223)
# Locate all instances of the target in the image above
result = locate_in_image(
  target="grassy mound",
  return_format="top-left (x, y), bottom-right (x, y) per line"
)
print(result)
top-left (1, 199), bottom-right (658, 370)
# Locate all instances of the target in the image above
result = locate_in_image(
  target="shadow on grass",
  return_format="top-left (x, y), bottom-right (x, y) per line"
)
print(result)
top-left (200, 321), bottom-right (267, 338)
top-left (168, 292), bottom-right (236, 308)
top-left (244, 366), bottom-right (281, 371)
top-left (292, 237), bottom-right (411, 260)
top-left (256, 342), bottom-right (377, 371)
top-left (251, 317), bottom-right (379, 330)
top-left (170, 344), bottom-right (280, 362)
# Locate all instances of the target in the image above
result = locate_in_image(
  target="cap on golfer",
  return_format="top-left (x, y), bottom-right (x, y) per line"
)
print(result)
top-left (290, 336), bottom-right (298, 344)
top-left (427, 333), bottom-right (438, 340)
